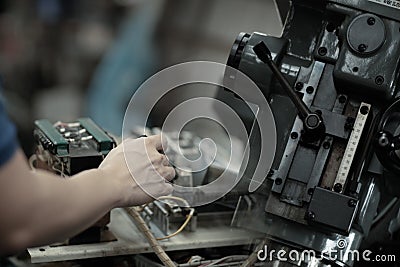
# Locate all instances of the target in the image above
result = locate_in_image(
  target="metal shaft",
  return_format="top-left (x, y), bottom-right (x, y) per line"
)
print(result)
top-left (253, 41), bottom-right (310, 120)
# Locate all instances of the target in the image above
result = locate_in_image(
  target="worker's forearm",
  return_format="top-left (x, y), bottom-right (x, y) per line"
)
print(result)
top-left (26, 168), bottom-right (119, 247)
top-left (0, 150), bottom-right (118, 253)
top-left (0, 136), bottom-right (173, 254)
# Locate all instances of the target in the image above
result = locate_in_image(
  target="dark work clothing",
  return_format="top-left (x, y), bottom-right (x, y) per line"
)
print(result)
top-left (0, 91), bottom-right (18, 167)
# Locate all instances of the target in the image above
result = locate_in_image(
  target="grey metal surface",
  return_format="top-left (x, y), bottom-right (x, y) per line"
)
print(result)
top-left (28, 208), bottom-right (264, 263)
top-left (306, 187), bottom-right (358, 234)
top-left (329, 0), bottom-right (400, 21)
top-left (305, 136), bottom-right (333, 202)
top-left (271, 61), bottom-right (326, 194)
top-left (233, 195), bottom-right (364, 267)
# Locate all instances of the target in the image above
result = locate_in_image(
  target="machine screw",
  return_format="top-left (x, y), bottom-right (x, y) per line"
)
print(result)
top-left (275, 178), bottom-right (283, 185)
top-left (378, 133), bottom-right (389, 147)
top-left (295, 82), bottom-right (304, 91)
top-left (307, 188), bottom-right (314, 195)
top-left (318, 47), bottom-right (327, 56)
top-left (348, 199), bottom-right (357, 207)
top-left (367, 17), bottom-right (376, 25)
top-left (338, 95), bottom-right (347, 104)
top-left (323, 141), bottom-right (331, 149)
top-left (375, 75), bottom-right (384, 85)
top-left (360, 105), bottom-right (369, 115)
top-left (306, 86), bottom-right (314, 94)
top-left (291, 132), bottom-right (298, 139)
top-left (305, 211), bottom-right (315, 221)
top-left (334, 183), bottom-right (343, 193)
top-left (358, 44), bottom-right (367, 52)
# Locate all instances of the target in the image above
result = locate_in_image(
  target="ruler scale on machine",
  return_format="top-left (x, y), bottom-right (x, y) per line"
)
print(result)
top-left (333, 103), bottom-right (371, 193)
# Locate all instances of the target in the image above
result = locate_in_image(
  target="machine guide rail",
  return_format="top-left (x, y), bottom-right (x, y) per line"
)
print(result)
top-left (251, 39), bottom-right (369, 235)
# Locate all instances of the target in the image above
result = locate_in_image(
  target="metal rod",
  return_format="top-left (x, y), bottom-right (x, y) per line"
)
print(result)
top-left (253, 41), bottom-right (310, 120)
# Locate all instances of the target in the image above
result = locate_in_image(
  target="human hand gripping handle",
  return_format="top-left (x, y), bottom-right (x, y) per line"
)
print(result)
top-left (98, 134), bottom-right (175, 207)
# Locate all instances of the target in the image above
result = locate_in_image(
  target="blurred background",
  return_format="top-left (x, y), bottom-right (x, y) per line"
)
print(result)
top-left (0, 0), bottom-right (284, 155)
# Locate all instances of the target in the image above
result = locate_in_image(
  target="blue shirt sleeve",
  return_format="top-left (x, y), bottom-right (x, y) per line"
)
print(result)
top-left (0, 92), bottom-right (18, 167)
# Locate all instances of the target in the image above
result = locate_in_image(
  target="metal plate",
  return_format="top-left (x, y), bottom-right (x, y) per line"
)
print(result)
top-left (368, 0), bottom-right (400, 10)
top-left (28, 209), bottom-right (264, 263)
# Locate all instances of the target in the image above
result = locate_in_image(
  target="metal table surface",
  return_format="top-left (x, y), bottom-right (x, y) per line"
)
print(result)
top-left (28, 208), bottom-right (265, 263)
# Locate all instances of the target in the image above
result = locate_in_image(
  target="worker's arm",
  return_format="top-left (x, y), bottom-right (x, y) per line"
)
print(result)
top-left (0, 135), bottom-right (175, 255)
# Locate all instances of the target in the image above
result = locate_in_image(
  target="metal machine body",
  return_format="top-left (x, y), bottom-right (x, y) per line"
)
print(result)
top-left (227, 0), bottom-right (400, 266)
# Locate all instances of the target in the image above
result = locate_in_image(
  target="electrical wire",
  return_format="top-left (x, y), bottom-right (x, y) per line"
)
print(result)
top-left (28, 154), bottom-right (37, 171)
top-left (202, 255), bottom-right (248, 266)
top-left (125, 196), bottom-right (193, 266)
top-left (124, 206), bottom-right (176, 267)
top-left (158, 195), bottom-right (190, 207)
top-left (136, 194), bottom-right (190, 212)
top-left (156, 208), bottom-right (194, 241)
top-left (240, 239), bottom-right (268, 267)
top-left (139, 195), bottom-right (195, 241)
top-left (187, 255), bottom-right (202, 264)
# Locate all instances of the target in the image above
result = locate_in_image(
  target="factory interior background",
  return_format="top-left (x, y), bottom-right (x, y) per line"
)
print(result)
top-left (0, 0), bottom-right (283, 156)
top-left (2, 1), bottom-right (400, 267)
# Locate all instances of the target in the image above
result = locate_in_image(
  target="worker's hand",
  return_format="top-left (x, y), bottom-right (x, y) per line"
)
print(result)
top-left (99, 134), bottom-right (175, 207)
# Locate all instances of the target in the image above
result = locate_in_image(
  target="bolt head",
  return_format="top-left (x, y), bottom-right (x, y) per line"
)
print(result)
top-left (306, 114), bottom-right (320, 128)
top-left (358, 44), bottom-right (367, 52)
top-left (348, 199), bottom-right (357, 207)
top-left (318, 47), bottom-right (327, 56)
top-left (306, 211), bottom-right (315, 221)
top-left (367, 17), bottom-right (376, 25)
top-left (295, 82), bottom-right (304, 91)
top-left (375, 75), bottom-right (384, 85)
top-left (334, 183), bottom-right (343, 193)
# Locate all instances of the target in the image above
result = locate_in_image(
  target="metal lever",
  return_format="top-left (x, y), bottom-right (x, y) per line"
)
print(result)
top-left (253, 41), bottom-right (325, 138)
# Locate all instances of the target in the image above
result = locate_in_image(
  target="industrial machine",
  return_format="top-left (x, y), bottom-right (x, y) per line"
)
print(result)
top-left (33, 118), bottom-right (116, 245)
top-left (225, 0), bottom-right (400, 266)
top-left (28, 0), bottom-right (400, 266)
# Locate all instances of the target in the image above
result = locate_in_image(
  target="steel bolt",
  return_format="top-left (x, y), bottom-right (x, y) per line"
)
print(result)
top-left (338, 95), bottom-right (347, 104)
top-left (378, 135), bottom-right (389, 147)
top-left (306, 211), bottom-right (315, 221)
top-left (367, 17), bottom-right (375, 25)
top-left (375, 75), bottom-right (384, 85)
top-left (318, 47), bottom-right (328, 56)
top-left (323, 141), bottom-right (331, 149)
top-left (295, 82), bottom-right (304, 91)
top-left (348, 199), bottom-right (357, 207)
top-left (334, 183), bottom-right (343, 193)
top-left (358, 44), bottom-right (367, 52)
top-left (307, 188), bottom-right (314, 195)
